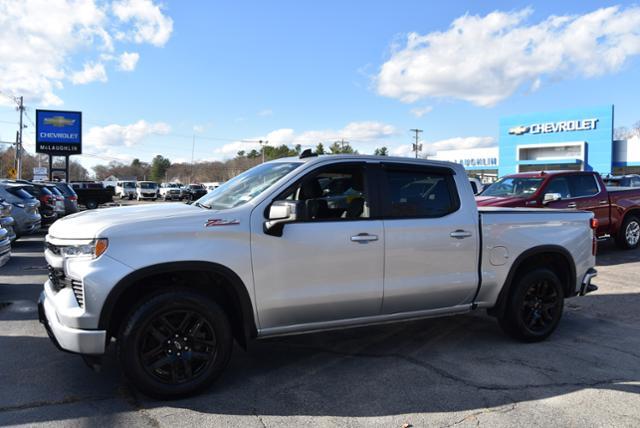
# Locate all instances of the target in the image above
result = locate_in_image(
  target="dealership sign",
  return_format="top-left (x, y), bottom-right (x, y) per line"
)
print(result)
top-left (508, 118), bottom-right (598, 136)
top-left (36, 110), bottom-right (82, 155)
top-left (455, 157), bottom-right (498, 168)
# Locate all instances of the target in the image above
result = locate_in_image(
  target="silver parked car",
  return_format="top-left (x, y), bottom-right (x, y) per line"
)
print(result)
top-left (0, 199), bottom-right (16, 242)
top-left (0, 184), bottom-right (41, 238)
top-left (0, 225), bottom-right (10, 267)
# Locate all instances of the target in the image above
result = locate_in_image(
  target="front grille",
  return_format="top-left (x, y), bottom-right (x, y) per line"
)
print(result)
top-left (47, 265), bottom-right (84, 308)
top-left (48, 265), bottom-right (65, 291)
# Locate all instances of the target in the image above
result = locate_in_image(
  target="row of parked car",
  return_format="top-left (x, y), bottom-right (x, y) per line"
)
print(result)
top-left (113, 181), bottom-right (212, 201)
top-left (0, 180), bottom-right (82, 266)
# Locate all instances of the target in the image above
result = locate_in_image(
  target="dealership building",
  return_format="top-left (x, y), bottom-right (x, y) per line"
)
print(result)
top-left (431, 105), bottom-right (640, 181)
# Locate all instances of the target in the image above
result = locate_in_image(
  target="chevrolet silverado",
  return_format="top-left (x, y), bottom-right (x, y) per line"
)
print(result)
top-left (40, 154), bottom-right (598, 398)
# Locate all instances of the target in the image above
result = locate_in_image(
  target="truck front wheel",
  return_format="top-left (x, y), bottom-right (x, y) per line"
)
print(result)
top-left (117, 290), bottom-right (233, 399)
top-left (498, 268), bottom-right (564, 342)
top-left (616, 215), bottom-right (640, 250)
top-left (86, 200), bottom-right (98, 210)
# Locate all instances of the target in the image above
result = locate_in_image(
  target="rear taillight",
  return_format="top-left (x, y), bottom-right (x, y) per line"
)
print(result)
top-left (69, 196), bottom-right (77, 201)
top-left (590, 218), bottom-right (598, 256)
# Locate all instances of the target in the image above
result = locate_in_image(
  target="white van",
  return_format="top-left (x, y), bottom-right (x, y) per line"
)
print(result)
top-left (115, 181), bottom-right (137, 199)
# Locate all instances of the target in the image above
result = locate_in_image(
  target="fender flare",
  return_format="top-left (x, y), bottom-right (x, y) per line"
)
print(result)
top-left (489, 245), bottom-right (577, 316)
top-left (98, 261), bottom-right (258, 344)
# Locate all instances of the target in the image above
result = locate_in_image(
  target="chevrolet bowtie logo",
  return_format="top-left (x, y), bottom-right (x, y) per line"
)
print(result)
top-left (43, 116), bottom-right (76, 127)
top-left (508, 125), bottom-right (530, 135)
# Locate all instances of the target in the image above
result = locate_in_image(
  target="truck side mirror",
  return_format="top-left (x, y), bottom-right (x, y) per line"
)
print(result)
top-left (264, 200), bottom-right (305, 236)
top-left (543, 193), bottom-right (561, 204)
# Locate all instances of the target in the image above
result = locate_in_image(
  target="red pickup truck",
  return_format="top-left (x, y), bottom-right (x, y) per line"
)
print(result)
top-left (477, 170), bottom-right (640, 249)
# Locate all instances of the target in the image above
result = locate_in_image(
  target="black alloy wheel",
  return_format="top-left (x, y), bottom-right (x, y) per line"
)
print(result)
top-left (498, 268), bottom-right (564, 342)
top-left (521, 278), bottom-right (561, 333)
top-left (139, 310), bottom-right (217, 385)
top-left (118, 290), bottom-right (233, 399)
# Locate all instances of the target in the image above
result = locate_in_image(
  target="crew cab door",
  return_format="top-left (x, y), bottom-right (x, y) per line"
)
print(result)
top-left (251, 162), bottom-right (384, 330)
top-left (379, 163), bottom-right (479, 313)
top-left (544, 174), bottom-right (610, 236)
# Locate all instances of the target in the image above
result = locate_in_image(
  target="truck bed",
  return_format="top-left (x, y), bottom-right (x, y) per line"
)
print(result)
top-left (475, 207), bottom-right (595, 309)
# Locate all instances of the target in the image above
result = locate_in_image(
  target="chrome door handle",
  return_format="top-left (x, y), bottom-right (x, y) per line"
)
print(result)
top-left (450, 230), bottom-right (472, 239)
top-left (351, 233), bottom-right (378, 243)
top-left (599, 200), bottom-right (608, 205)
top-left (567, 203), bottom-right (577, 208)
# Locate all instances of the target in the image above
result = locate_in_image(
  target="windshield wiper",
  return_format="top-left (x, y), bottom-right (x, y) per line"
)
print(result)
top-left (194, 201), bottom-right (212, 209)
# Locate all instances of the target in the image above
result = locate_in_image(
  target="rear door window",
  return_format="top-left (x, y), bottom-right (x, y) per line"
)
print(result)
top-left (568, 175), bottom-right (600, 197)
top-left (382, 167), bottom-right (459, 218)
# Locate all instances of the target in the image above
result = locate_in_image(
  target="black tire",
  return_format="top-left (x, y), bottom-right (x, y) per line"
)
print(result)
top-left (85, 200), bottom-right (98, 210)
top-left (118, 290), bottom-right (233, 399)
top-left (498, 268), bottom-right (564, 342)
top-left (616, 215), bottom-right (640, 250)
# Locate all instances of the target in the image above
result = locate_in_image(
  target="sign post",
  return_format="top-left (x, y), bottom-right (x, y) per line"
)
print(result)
top-left (35, 110), bottom-right (82, 181)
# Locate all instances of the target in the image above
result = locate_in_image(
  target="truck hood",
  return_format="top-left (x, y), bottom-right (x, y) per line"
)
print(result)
top-left (48, 203), bottom-right (202, 239)
top-left (475, 195), bottom-right (529, 207)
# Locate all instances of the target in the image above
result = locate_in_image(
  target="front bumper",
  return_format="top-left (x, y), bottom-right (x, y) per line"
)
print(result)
top-left (579, 268), bottom-right (598, 296)
top-left (38, 291), bottom-right (106, 355)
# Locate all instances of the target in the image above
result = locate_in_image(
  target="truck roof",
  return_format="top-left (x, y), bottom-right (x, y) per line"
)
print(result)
top-left (271, 154), bottom-right (463, 170)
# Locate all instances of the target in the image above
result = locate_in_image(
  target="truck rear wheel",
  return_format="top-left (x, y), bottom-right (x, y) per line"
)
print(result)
top-left (616, 215), bottom-right (640, 250)
top-left (498, 268), bottom-right (564, 342)
top-left (117, 290), bottom-right (233, 399)
top-left (86, 200), bottom-right (98, 210)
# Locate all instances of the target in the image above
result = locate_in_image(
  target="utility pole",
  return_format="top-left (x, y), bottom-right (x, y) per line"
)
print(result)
top-left (410, 128), bottom-right (423, 159)
top-left (258, 140), bottom-right (268, 163)
top-left (190, 134), bottom-right (195, 183)
top-left (16, 96), bottom-right (24, 179)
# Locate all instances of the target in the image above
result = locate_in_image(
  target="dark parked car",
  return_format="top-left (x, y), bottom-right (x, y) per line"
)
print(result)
top-left (602, 174), bottom-right (640, 188)
top-left (41, 184), bottom-right (66, 218)
top-left (47, 182), bottom-right (79, 215)
top-left (183, 183), bottom-right (208, 201)
top-left (70, 181), bottom-right (114, 209)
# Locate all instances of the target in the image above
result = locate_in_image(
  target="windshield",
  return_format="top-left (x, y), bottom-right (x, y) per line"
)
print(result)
top-left (196, 161), bottom-right (302, 210)
top-left (123, 182), bottom-right (136, 188)
top-left (139, 182), bottom-right (157, 189)
top-left (481, 177), bottom-right (544, 197)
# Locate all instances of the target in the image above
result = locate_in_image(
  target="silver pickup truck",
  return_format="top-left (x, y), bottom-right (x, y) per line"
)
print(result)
top-left (39, 153), bottom-right (598, 398)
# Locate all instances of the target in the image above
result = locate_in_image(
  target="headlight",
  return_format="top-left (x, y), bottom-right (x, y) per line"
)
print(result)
top-left (12, 202), bottom-right (25, 209)
top-left (60, 239), bottom-right (108, 259)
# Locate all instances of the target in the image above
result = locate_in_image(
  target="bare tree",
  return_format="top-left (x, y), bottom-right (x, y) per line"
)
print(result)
top-left (614, 126), bottom-right (630, 140)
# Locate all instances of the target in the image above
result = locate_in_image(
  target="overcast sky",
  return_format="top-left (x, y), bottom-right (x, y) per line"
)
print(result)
top-left (1, 0), bottom-right (639, 171)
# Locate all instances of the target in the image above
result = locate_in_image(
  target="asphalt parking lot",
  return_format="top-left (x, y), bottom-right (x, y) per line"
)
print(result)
top-left (0, 225), bottom-right (639, 427)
